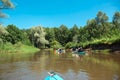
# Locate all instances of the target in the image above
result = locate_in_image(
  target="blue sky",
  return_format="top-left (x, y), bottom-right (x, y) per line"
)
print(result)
top-left (1, 0), bottom-right (120, 29)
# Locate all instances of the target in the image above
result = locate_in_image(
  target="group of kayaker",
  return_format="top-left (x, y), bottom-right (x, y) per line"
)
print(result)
top-left (72, 46), bottom-right (84, 53)
top-left (53, 48), bottom-right (65, 54)
top-left (71, 46), bottom-right (87, 59)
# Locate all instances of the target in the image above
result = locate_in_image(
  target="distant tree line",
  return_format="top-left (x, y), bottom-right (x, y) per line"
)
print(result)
top-left (0, 6), bottom-right (120, 48)
top-left (45, 11), bottom-right (120, 48)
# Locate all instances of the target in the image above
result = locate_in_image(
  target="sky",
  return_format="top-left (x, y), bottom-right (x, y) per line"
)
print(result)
top-left (1, 0), bottom-right (120, 29)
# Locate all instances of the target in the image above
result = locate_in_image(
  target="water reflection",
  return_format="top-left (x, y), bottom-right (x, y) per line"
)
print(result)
top-left (0, 50), bottom-right (120, 80)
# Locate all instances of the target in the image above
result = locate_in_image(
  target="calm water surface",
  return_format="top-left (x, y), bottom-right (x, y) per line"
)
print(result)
top-left (0, 50), bottom-right (120, 80)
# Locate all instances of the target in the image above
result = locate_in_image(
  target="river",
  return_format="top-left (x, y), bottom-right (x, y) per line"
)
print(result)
top-left (0, 49), bottom-right (120, 80)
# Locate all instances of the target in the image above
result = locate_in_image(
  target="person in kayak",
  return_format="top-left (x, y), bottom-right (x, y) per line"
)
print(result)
top-left (78, 47), bottom-right (83, 52)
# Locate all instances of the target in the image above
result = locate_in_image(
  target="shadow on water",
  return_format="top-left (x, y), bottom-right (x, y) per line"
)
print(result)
top-left (0, 49), bottom-right (120, 80)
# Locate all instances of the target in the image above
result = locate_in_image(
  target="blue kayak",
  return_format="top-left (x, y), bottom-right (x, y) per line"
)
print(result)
top-left (77, 51), bottom-right (86, 55)
top-left (45, 72), bottom-right (64, 80)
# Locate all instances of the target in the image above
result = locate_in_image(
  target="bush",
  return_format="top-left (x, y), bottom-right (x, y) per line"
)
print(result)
top-left (50, 40), bottom-right (62, 49)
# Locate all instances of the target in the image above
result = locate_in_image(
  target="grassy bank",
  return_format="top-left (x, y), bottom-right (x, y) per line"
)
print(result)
top-left (0, 42), bottom-right (40, 54)
top-left (81, 34), bottom-right (120, 50)
top-left (82, 29), bottom-right (120, 47)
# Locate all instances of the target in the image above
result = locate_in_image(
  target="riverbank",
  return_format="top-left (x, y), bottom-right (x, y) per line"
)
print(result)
top-left (0, 42), bottom-right (40, 54)
top-left (84, 40), bottom-right (120, 54)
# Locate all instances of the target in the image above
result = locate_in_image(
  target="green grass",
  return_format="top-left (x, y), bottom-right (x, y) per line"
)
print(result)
top-left (17, 44), bottom-right (40, 53)
top-left (81, 34), bottom-right (120, 47)
top-left (0, 42), bottom-right (40, 54)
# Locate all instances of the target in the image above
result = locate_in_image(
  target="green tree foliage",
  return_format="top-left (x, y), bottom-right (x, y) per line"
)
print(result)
top-left (70, 24), bottom-right (79, 43)
top-left (95, 11), bottom-right (108, 24)
top-left (45, 28), bottom-right (55, 42)
top-left (65, 42), bottom-right (76, 49)
top-left (53, 27), bottom-right (59, 40)
top-left (54, 25), bottom-right (70, 46)
top-left (95, 11), bottom-right (110, 38)
top-left (1, 11), bottom-right (120, 49)
top-left (0, 0), bottom-right (15, 44)
top-left (20, 29), bottom-right (32, 46)
top-left (0, 24), bottom-right (8, 45)
top-left (5, 24), bottom-right (24, 44)
top-left (45, 28), bottom-right (55, 48)
top-left (81, 11), bottom-right (109, 41)
top-left (30, 26), bottom-right (49, 48)
top-left (113, 12), bottom-right (120, 28)
top-left (0, 0), bottom-right (15, 18)
top-left (50, 40), bottom-right (62, 49)
top-left (0, 24), bottom-right (8, 35)
top-left (86, 19), bottom-right (97, 39)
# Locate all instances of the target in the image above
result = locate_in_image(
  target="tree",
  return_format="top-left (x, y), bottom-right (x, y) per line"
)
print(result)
top-left (85, 19), bottom-right (99, 39)
top-left (0, 24), bottom-right (8, 44)
top-left (45, 28), bottom-right (55, 42)
top-left (113, 11), bottom-right (120, 28)
top-left (0, 0), bottom-right (15, 18)
top-left (45, 28), bottom-right (55, 48)
top-left (95, 11), bottom-right (110, 38)
top-left (54, 25), bottom-right (70, 46)
top-left (65, 42), bottom-right (73, 49)
top-left (95, 11), bottom-right (108, 25)
top-left (30, 26), bottom-right (49, 48)
top-left (50, 40), bottom-right (62, 49)
top-left (20, 29), bottom-right (32, 45)
top-left (0, 24), bottom-right (8, 34)
top-left (78, 27), bottom-right (90, 42)
top-left (70, 24), bottom-right (79, 43)
top-left (5, 24), bottom-right (24, 44)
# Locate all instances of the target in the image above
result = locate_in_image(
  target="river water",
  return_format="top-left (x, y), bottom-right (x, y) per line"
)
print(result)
top-left (0, 49), bottom-right (120, 80)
